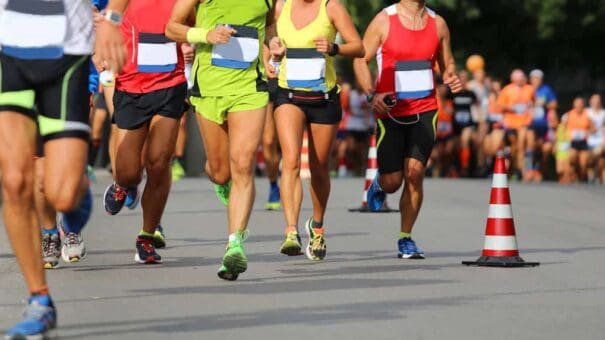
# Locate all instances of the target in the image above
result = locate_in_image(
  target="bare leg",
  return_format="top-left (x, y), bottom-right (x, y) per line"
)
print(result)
top-left (307, 123), bottom-right (338, 225)
top-left (196, 114), bottom-right (231, 185)
top-left (262, 102), bottom-right (280, 183)
top-left (400, 158), bottom-right (426, 234)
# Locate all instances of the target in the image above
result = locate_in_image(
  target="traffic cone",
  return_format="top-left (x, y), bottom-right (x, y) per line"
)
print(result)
top-left (462, 152), bottom-right (539, 267)
top-left (300, 131), bottom-right (311, 180)
top-left (348, 134), bottom-right (397, 213)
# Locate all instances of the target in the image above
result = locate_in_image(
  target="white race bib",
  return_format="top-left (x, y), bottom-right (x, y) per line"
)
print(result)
top-left (211, 25), bottom-right (259, 69)
top-left (137, 33), bottom-right (177, 73)
top-left (437, 121), bottom-right (452, 133)
top-left (513, 103), bottom-right (528, 115)
top-left (394, 60), bottom-right (434, 100)
top-left (0, 0), bottom-right (66, 59)
top-left (571, 129), bottom-right (587, 141)
top-left (533, 106), bottom-right (546, 120)
top-left (488, 112), bottom-right (503, 122)
top-left (285, 48), bottom-right (326, 89)
top-left (455, 111), bottom-right (471, 124)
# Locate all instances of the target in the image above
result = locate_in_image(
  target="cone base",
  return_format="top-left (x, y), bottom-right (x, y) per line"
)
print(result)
top-left (462, 256), bottom-right (540, 267)
top-left (348, 205), bottom-right (399, 213)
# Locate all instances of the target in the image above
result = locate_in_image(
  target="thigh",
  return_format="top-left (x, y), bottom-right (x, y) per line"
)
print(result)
top-left (0, 113), bottom-right (37, 174)
top-left (43, 138), bottom-right (88, 193)
top-left (263, 101), bottom-right (277, 142)
top-left (227, 105), bottom-right (266, 163)
top-left (113, 125), bottom-right (148, 171)
top-left (145, 115), bottom-right (180, 164)
top-left (376, 118), bottom-right (406, 174)
top-left (404, 111), bottom-right (437, 166)
top-left (195, 111), bottom-right (229, 165)
top-left (275, 103), bottom-right (306, 163)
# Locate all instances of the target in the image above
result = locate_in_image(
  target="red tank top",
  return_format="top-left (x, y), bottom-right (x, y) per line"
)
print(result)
top-left (375, 5), bottom-right (439, 117)
top-left (116, 0), bottom-right (185, 93)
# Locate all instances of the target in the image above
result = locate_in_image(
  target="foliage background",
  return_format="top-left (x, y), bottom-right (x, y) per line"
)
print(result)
top-left (340, 0), bottom-right (605, 109)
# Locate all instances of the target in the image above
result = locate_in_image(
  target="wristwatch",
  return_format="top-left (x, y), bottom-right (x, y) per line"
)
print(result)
top-left (328, 43), bottom-right (340, 57)
top-left (366, 92), bottom-right (376, 104)
top-left (101, 10), bottom-right (123, 26)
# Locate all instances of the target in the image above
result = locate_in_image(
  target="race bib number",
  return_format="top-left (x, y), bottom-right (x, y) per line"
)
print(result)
top-left (211, 25), bottom-right (259, 69)
top-left (513, 103), bottom-right (528, 115)
top-left (571, 129), bottom-right (587, 141)
top-left (488, 112), bottom-right (503, 123)
top-left (0, 0), bottom-right (66, 59)
top-left (394, 60), bottom-right (434, 100)
top-left (285, 48), bottom-right (326, 89)
top-left (437, 121), bottom-right (453, 133)
top-left (533, 106), bottom-right (546, 120)
top-left (455, 111), bottom-right (471, 124)
top-left (137, 33), bottom-right (177, 73)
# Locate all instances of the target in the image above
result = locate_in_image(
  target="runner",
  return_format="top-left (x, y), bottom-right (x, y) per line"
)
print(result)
top-left (101, 0), bottom-right (187, 264)
top-left (0, 0), bottom-right (96, 337)
top-left (354, 0), bottom-right (462, 259)
top-left (262, 45), bottom-right (282, 210)
top-left (498, 69), bottom-right (535, 179)
top-left (269, 0), bottom-right (364, 260)
top-left (587, 94), bottom-right (605, 183)
top-left (565, 96), bottom-right (595, 182)
top-left (528, 69), bottom-right (557, 182)
top-left (449, 70), bottom-right (479, 177)
top-left (342, 82), bottom-right (374, 176)
top-left (167, 0), bottom-right (274, 279)
top-left (335, 80), bottom-right (352, 178)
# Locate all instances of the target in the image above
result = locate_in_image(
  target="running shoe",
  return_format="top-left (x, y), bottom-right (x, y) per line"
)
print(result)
top-left (61, 232), bottom-right (87, 263)
top-left (103, 183), bottom-right (127, 215)
top-left (265, 183), bottom-right (281, 210)
top-left (367, 173), bottom-right (386, 212)
top-left (280, 231), bottom-right (302, 256)
top-left (4, 294), bottom-right (56, 340)
top-left (153, 225), bottom-right (166, 249)
top-left (171, 159), bottom-right (186, 182)
top-left (397, 237), bottom-right (425, 259)
top-left (125, 186), bottom-right (140, 210)
top-left (217, 230), bottom-right (248, 281)
top-left (42, 233), bottom-right (61, 269)
top-left (135, 235), bottom-right (162, 264)
top-left (214, 181), bottom-right (232, 206)
top-left (304, 218), bottom-right (326, 261)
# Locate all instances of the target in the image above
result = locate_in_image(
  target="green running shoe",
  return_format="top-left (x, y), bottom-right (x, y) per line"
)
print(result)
top-left (214, 181), bottom-right (232, 206)
top-left (153, 225), bottom-right (166, 249)
top-left (218, 230), bottom-right (248, 281)
top-left (171, 159), bottom-right (185, 182)
top-left (305, 218), bottom-right (326, 261)
top-left (280, 231), bottom-right (302, 256)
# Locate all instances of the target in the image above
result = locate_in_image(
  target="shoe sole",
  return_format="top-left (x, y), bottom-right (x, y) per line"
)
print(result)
top-left (44, 261), bottom-right (60, 269)
top-left (222, 251), bottom-right (247, 275)
top-left (134, 253), bottom-right (162, 264)
top-left (217, 269), bottom-right (239, 281)
top-left (103, 185), bottom-right (122, 215)
top-left (304, 219), bottom-right (326, 261)
top-left (5, 328), bottom-right (57, 340)
top-left (397, 253), bottom-right (426, 260)
top-left (61, 248), bottom-right (87, 263)
top-left (265, 202), bottom-right (281, 211)
top-left (280, 240), bottom-right (302, 256)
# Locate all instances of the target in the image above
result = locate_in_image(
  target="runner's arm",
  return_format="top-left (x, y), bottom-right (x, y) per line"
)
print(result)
top-left (353, 12), bottom-right (387, 96)
top-left (94, 0), bottom-right (130, 73)
top-left (326, 0), bottom-right (364, 58)
top-left (166, 0), bottom-right (236, 45)
top-left (436, 16), bottom-right (462, 93)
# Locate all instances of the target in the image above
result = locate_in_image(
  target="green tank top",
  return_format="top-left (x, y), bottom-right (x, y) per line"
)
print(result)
top-left (277, 0), bottom-right (337, 92)
top-left (191, 0), bottom-right (271, 97)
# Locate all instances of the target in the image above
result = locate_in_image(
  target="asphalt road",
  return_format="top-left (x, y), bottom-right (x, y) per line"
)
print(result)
top-left (1, 173), bottom-right (604, 339)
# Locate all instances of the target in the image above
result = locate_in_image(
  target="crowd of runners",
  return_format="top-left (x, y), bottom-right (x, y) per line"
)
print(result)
top-left (0, 0), bottom-right (599, 338)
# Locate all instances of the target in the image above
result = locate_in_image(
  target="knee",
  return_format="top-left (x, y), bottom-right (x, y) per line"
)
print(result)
top-left (145, 152), bottom-right (172, 178)
top-left (262, 134), bottom-right (275, 151)
top-left (2, 169), bottom-right (34, 203)
top-left (205, 159), bottom-right (230, 184)
top-left (404, 166), bottom-right (425, 188)
top-left (379, 175), bottom-right (403, 193)
top-left (230, 151), bottom-right (255, 178)
top-left (47, 181), bottom-right (82, 212)
top-left (115, 167), bottom-right (142, 187)
top-left (281, 153), bottom-right (301, 173)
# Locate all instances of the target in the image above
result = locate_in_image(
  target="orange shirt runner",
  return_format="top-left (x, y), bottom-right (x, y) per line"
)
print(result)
top-left (497, 84), bottom-right (534, 130)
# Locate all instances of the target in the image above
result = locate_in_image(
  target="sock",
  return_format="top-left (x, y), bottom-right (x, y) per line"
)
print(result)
top-left (270, 181), bottom-right (278, 189)
top-left (460, 147), bottom-right (471, 169)
top-left (139, 230), bottom-right (154, 238)
top-left (312, 220), bottom-right (324, 234)
top-left (525, 150), bottom-right (534, 171)
top-left (30, 285), bottom-right (50, 297)
top-left (285, 225), bottom-right (297, 234)
top-left (42, 226), bottom-right (59, 235)
top-left (399, 232), bottom-right (411, 240)
top-left (176, 156), bottom-right (185, 165)
top-left (88, 139), bottom-right (101, 166)
top-left (61, 187), bottom-right (92, 234)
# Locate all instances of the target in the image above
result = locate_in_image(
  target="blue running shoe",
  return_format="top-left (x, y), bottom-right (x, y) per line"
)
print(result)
top-left (61, 186), bottom-right (93, 235)
top-left (397, 238), bottom-right (425, 259)
top-left (125, 187), bottom-right (140, 210)
top-left (265, 182), bottom-right (281, 210)
top-left (367, 174), bottom-right (386, 212)
top-left (104, 183), bottom-right (127, 215)
top-left (5, 294), bottom-right (57, 340)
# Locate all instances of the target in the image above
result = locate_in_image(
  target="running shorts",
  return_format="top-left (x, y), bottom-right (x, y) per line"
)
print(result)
top-left (190, 92), bottom-right (269, 125)
top-left (113, 82), bottom-right (187, 130)
top-left (376, 110), bottom-right (437, 173)
top-left (0, 53), bottom-right (91, 141)
top-left (274, 87), bottom-right (342, 125)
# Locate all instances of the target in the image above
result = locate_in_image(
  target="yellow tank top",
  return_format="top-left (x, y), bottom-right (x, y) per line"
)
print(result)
top-left (277, 0), bottom-right (337, 92)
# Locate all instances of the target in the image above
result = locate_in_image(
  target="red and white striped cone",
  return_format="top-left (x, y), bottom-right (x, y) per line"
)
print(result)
top-left (463, 152), bottom-right (539, 267)
top-left (300, 131), bottom-right (311, 180)
top-left (349, 134), bottom-right (397, 213)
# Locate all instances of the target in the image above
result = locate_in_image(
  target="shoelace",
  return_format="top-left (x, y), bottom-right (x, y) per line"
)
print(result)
top-left (139, 238), bottom-right (155, 254)
top-left (65, 233), bottom-right (80, 246)
top-left (23, 303), bottom-right (52, 323)
top-left (42, 235), bottom-right (53, 256)
top-left (311, 234), bottom-right (324, 250)
top-left (113, 185), bottom-right (127, 201)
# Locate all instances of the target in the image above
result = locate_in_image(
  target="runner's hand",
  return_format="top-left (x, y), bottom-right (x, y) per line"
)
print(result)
top-left (372, 93), bottom-right (392, 115)
top-left (92, 7), bottom-right (103, 30)
top-left (207, 26), bottom-right (237, 45)
top-left (314, 37), bottom-right (331, 54)
top-left (266, 63), bottom-right (277, 79)
top-left (443, 70), bottom-right (463, 93)
top-left (95, 21), bottom-right (127, 74)
top-left (181, 43), bottom-right (195, 64)
top-left (269, 37), bottom-right (286, 61)
top-left (91, 53), bottom-right (105, 73)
